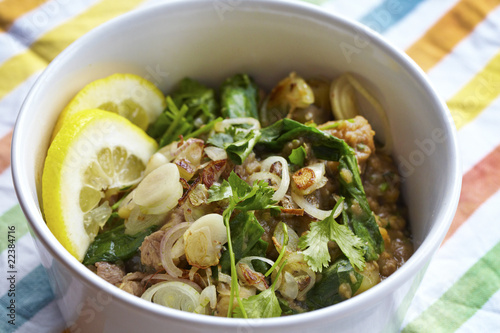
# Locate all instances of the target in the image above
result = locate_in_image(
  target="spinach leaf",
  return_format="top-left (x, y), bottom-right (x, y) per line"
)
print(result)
top-left (338, 155), bottom-right (384, 260)
top-left (306, 258), bottom-right (364, 309)
top-left (219, 212), bottom-right (268, 274)
top-left (257, 118), bottom-right (344, 161)
top-left (220, 74), bottom-right (259, 119)
top-left (257, 118), bottom-right (384, 261)
top-left (288, 145), bottom-right (306, 166)
top-left (83, 224), bottom-right (156, 265)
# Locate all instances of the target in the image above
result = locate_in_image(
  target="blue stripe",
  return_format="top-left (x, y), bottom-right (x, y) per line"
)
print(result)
top-left (360, 0), bottom-right (426, 33)
top-left (0, 265), bottom-right (55, 332)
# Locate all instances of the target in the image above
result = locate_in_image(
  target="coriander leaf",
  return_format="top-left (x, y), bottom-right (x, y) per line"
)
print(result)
top-left (83, 224), bottom-right (156, 265)
top-left (233, 259), bottom-right (286, 319)
top-left (298, 197), bottom-right (365, 272)
top-left (288, 145), bottom-right (307, 166)
top-left (233, 286), bottom-right (281, 318)
top-left (220, 74), bottom-right (259, 119)
top-left (207, 179), bottom-right (232, 203)
top-left (330, 213), bottom-right (365, 271)
top-left (298, 212), bottom-right (332, 272)
top-left (227, 171), bottom-right (252, 199)
top-left (306, 258), bottom-right (363, 309)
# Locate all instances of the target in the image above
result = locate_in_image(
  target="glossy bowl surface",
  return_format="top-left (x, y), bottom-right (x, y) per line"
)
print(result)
top-left (12, 1), bottom-right (461, 332)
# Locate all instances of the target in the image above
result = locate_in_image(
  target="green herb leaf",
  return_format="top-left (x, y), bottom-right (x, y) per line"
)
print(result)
top-left (232, 259), bottom-right (286, 319)
top-left (219, 212), bottom-right (268, 274)
top-left (207, 180), bottom-right (232, 203)
top-left (306, 258), bottom-right (364, 309)
top-left (338, 155), bottom-right (384, 260)
top-left (232, 285), bottom-right (282, 318)
top-left (258, 118), bottom-right (384, 261)
top-left (83, 224), bottom-right (156, 265)
top-left (299, 196), bottom-right (365, 272)
top-left (288, 145), bottom-right (307, 166)
top-left (220, 74), bottom-right (259, 119)
top-left (208, 126), bottom-right (261, 165)
top-left (171, 77), bottom-right (218, 121)
top-left (147, 78), bottom-right (218, 147)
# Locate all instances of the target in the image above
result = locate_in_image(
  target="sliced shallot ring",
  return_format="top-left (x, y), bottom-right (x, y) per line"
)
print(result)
top-left (291, 190), bottom-right (343, 220)
top-left (260, 156), bottom-right (290, 202)
top-left (214, 117), bottom-right (261, 132)
top-left (160, 222), bottom-right (192, 278)
top-left (141, 274), bottom-right (203, 293)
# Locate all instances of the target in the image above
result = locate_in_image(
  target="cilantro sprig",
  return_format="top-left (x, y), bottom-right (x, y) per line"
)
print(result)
top-left (233, 259), bottom-right (287, 318)
top-left (208, 172), bottom-right (279, 318)
top-left (298, 197), bottom-right (366, 272)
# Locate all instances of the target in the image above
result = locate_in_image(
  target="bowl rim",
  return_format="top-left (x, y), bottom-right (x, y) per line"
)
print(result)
top-left (11, 0), bottom-right (461, 328)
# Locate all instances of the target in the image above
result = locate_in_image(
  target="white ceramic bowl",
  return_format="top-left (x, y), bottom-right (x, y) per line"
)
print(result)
top-left (12, 1), bottom-right (461, 332)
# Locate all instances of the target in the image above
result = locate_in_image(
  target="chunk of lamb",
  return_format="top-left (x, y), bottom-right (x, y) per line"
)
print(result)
top-left (95, 262), bottom-right (125, 286)
top-left (119, 272), bottom-right (147, 297)
top-left (139, 230), bottom-right (165, 269)
top-left (320, 115), bottom-right (375, 172)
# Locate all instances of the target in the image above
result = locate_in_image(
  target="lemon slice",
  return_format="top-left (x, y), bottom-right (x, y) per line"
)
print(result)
top-left (52, 73), bottom-right (166, 139)
top-left (43, 109), bottom-right (158, 261)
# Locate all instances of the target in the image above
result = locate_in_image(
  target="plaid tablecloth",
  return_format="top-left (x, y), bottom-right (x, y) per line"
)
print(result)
top-left (1, 0), bottom-right (499, 332)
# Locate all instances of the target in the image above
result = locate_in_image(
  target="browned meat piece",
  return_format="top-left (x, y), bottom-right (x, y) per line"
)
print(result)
top-left (120, 281), bottom-right (143, 296)
top-left (234, 152), bottom-right (260, 181)
top-left (95, 262), bottom-right (125, 285)
top-left (122, 271), bottom-right (148, 282)
top-left (139, 230), bottom-right (165, 268)
top-left (119, 272), bottom-right (147, 296)
top-left (320, 115), bottom-right (375, 172)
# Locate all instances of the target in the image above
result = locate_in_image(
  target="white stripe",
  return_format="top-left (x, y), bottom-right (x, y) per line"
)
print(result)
top-left (457, 289), bottom-right (500, 333)
top-left (0, 234), bottom-right (43, 295)
top-left (0, 0), bottom-right (99, 66)
top-left (0, 167), bottom-right (19, 215)
top-left (383, 0), bottom-right (460, 50)
top-left (321, 0), bottom-right (385, 21)
top-left (426, 5), bottom-right (500, 101)
top-left (17, 301), bottom-right (66, 333)
top-left (0, 70), bottom-right (43, 138)
top-left (457, 95), bottom-right (500, 174)
top-left (402, 188), bottom-right (500, 327)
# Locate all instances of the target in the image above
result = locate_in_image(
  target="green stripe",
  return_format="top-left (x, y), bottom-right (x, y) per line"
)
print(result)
top-left (403, 241), bottom-right (500, 333)
top-left (0, 205), bottom-right (30, 252)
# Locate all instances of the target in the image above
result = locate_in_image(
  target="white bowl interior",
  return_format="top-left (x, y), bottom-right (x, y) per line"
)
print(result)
top-left (12, 0), bottom-right (460, 331)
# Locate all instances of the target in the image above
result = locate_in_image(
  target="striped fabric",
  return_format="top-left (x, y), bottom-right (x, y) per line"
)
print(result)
top-left (0, 0), bottom-right (499, 331)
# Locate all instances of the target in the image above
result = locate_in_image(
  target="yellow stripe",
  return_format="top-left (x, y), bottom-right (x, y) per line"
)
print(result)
top-left (0, 0), bottom-right (145, 100)
top-left (448, 51), bottom-right (500, 129)
top-left (406, 0), bottom-right (500, 72)
top-left (0, 0), bottom-right (47, 32)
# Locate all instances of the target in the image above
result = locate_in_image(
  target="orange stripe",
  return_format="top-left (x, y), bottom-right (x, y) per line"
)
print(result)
top-left (406, 0), bottom-right (500, 72)
top-left (443, 145), bottom-right (500, 243)
top-left (0, 131), bottom-right (13, 174)
top-left (0, 0), bottom-right (47, 32)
